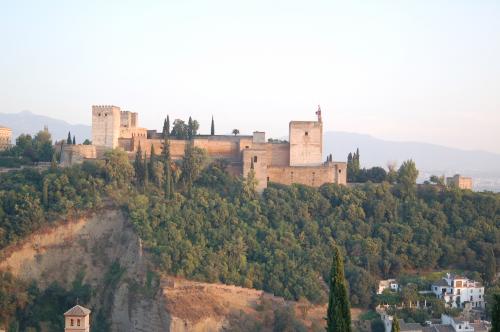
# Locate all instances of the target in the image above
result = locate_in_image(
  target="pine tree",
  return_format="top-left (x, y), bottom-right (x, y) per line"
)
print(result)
top-left (492, 294), bottom-right (500, 332)
top-left (326, 246), bottom-right (352, 332)
top-left (72, 135), bottom-right (76, 145)
top-left (211, 116), bottom-right (215, 135)
top-left (391, 316), bottom-right (400, 332)
top-left (67, 132), bottom-right (72, 144)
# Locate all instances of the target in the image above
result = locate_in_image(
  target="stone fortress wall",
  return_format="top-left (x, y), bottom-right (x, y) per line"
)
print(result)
top-left (0, 126), bottom-right (12, 151)
top-left (63, 105), bottom-right (347, 190)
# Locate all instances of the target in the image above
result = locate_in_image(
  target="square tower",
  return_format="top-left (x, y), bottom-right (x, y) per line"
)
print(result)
top-left (64, 305), bottom-right (91, 332)
top-left (289, 120), bottom-right (323, 166)
top-left (92, 105), bottom-right (121, 148)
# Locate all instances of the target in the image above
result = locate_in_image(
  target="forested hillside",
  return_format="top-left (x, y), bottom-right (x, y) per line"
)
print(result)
top-left (0, 148), bottom-right (499, 328)
top-left (126, 160), bottom-right (499, 307)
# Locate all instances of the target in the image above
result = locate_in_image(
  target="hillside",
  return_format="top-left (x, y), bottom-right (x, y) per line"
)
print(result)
top-left (0, 208), bottom-right (329, 332)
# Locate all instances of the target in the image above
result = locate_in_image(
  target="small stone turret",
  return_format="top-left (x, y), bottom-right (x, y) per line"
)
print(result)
top-left (64, 305), bottom-right (91, 332)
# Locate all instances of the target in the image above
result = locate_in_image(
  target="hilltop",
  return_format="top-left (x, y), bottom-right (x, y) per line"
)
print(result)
top-left (2, 111), bottom-right (499, 190)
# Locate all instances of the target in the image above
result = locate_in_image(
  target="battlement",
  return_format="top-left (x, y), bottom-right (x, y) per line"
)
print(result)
top-left (86, 104), bottom-right (346, 189)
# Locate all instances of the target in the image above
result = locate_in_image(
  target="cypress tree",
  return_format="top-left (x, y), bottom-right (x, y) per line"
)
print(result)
top-left (162, 137), bottom-right (173, 199)
top-left (67, 131), bottom-right (72, 144)
top-left (163, 116), bottom-right (170, 137)
top-left (492, 294), bottom-right (500, 332)
top-left (182, 141), bottom-right (194, 192)
top-left (391, 316), bottom-right (400, 332)
top-left (326, 246), bottom-right (352, 332)
top-left (149, 144), bottom-right (156, 185)
top-left (134, 143), bottom-right (144, 185)
top-left (211, 116), bottom-right (215, 135)
top-left (188, 116), bottom-right (193, 139)
top-left (143, 152), bottom-right (149, 188)
top-left (484, 248), bottom-right (496, 284)
top-left (72, 135), bottom-right (76, 145)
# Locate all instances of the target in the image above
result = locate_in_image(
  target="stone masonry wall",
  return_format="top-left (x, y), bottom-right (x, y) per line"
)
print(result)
top-left (289, 121), bottom-right (322, 166)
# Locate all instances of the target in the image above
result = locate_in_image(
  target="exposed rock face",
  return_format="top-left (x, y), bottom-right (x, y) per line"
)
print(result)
top-left (0, 209), bottom-right (169, 331)
top-left (0, 209), bottom-right (326, 332)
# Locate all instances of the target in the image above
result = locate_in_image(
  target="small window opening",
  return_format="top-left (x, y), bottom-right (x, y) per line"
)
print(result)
top-left (253, 156), bottom-right (258, 163)
top-left (305, 131), bottom-right (309, 136)
top-left (77, 319), bottom-right (81, 326)
top-left (339, 169), bottom-right (342, 173)
top-left (71, 319), bottom-right (74, 326)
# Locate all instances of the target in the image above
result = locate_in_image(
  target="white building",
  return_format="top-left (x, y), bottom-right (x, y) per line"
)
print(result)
top-left (431, 273), bottom-right (484, 309)
top-left (378, 279), bottom-right (399, 294)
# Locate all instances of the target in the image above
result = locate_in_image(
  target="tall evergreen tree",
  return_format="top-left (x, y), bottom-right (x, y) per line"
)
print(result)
top-left (149, 144), bottom-right (156, 184)
top-left (326, 246), bottom-right (352, 332)
top-left (182, 141), bottom-right (195, 192)
top-left (492, 294), bottom-right (500, 332)
top-left (162, 137), bottom-right (173, 199)
top-left (484, 248), bottom-right (497, 284)
top-left (72, 135), bottom-right (76, 145)
top-left (143, 152), bottom-right (149, 188)
top-left (211, 116), bottom-right (215, 135)
top-left (163, 116), bottom-right (170, 137)
top-left (134, 144), bottom-right (145, 185)
top-left (67, 132), bottom-right (72, 144)
top-left (188, 116), bottom-right (193, 139)
top-left (391, 316), bottom-right (400, 332)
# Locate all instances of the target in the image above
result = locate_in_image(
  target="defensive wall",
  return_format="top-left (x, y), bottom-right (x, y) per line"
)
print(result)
top-left (0, 126), bottom-right (12, 151)
top-left (62, 105), bottom-right (348, 190)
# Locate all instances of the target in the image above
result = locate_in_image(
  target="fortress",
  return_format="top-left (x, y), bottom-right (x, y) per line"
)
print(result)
top-left (61, 105), bottom-right (347, 190)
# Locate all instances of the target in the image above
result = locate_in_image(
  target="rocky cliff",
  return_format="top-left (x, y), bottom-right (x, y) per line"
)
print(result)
top-left (0, 209), bottom-right (327, 331)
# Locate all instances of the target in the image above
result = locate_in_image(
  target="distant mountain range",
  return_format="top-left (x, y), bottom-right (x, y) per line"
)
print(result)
top-left (324, 131), bottom-right (500, 192)
top-left (1, 111), bottom-right (499, 191)
top-left (0, 111), bottom-right (91, 144)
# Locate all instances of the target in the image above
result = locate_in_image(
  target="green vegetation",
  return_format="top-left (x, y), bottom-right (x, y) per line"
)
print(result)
top-left (326, 246), bottom-right (352, 332)
top-left (170, 117), bottom-right (199, 139)
top-left (0, 271), bottom-right (92, 331)
top-left (0, 129), bottom-right (55, 166)
top-left (391, 315), bottom-right (400, 332)
top-left (492, 293), bottom-right (500, 332)
top-left (0, 138), bottom-right (499, 328)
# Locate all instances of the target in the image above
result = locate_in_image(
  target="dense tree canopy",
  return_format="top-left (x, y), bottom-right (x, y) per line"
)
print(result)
top-left (0, 148), bottom-right (498, 326)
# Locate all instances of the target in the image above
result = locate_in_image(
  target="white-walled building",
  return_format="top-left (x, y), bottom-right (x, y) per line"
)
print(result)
top-left (378, 279), bottom-right (400, 294)
top-left (431, 273), bottom-right (484, 309)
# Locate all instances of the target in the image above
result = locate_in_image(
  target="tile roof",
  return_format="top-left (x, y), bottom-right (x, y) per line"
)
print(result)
top-left (64, 305), bottom-right (91, 316)
top-left (432, 279), bottom-right (449, 287)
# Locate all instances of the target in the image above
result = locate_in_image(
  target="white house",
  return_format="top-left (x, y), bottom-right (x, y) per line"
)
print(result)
top-left (431, 273), bottom-right (484, 309)
top-left (378, 279), bottom-right (400, 294)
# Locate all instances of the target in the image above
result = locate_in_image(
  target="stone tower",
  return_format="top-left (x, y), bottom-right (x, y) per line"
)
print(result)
top-left (64, 305), bottom-right (91, 332)
top-left (288, 109), bottom-right (323, 166)
top-left (92, 105), bottom-right (121, 148)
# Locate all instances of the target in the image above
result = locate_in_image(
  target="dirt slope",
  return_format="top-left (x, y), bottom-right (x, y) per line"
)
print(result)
top-left (0, 208), bottom-right (329, 331)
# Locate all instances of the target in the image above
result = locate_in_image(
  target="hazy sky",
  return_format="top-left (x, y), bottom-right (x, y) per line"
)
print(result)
top-left (1, 0), bottom-right (499, 153)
